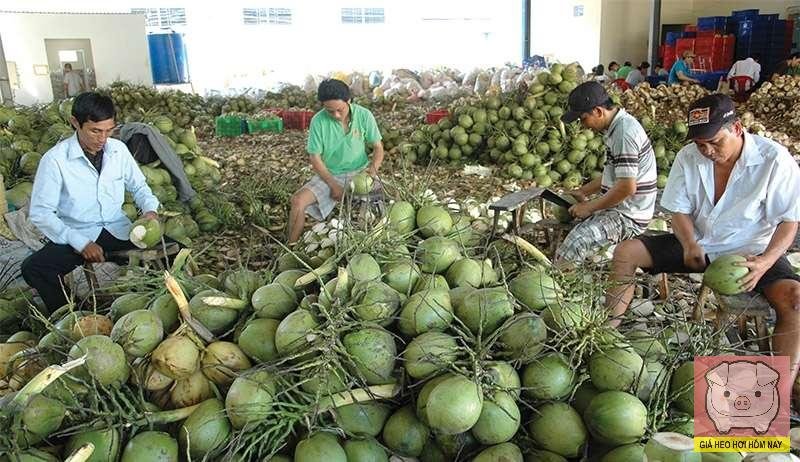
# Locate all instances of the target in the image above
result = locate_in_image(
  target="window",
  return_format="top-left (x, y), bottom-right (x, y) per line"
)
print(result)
top-left (131, 8), bottom-right (187, 28)
top-left (341, 7), bottom-right (384, 24)
top-left (243, 8), bottom-right (292, 25)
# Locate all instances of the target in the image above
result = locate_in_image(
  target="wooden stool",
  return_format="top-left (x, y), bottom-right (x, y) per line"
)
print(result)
top-left (694, 286), bottom-right (772, 352)
top-left (525, 218), bottom-right (576, 257)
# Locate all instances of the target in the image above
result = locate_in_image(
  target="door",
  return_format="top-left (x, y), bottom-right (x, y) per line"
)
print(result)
top-left (43, 38), bottom-right (96, 100)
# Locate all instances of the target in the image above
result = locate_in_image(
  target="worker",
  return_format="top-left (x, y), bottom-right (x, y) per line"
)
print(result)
top-left (728, 53), bottom-right (761, 90)
top-left (770, 52), bottom-right (800, 80)
top-left (62, 63), bottom-right (84, 97)
top-left (287, 79), bottom-right (384, 244)
top-left (654, 62), bottom-right (669, 77)
top-left (555, 81), bottom-right (657, 264)
top-left (668, 51), bottom-right (701, 85)
top-left (616, 61), bottom-right (634, 80)
top-left (22, 92), bottom-right (160, 312)
top-left (606, 94), bottom-right (800, 396)
top-left (589, 64), bottom-right (608, 82)
top-left (625, 61), bottom-right (650, 88)
top-left (605, 61), bottom-right (620, 81)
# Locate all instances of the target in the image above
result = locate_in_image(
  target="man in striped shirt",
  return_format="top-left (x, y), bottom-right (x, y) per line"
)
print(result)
top-left (556, 81), bottom-right (657, 264)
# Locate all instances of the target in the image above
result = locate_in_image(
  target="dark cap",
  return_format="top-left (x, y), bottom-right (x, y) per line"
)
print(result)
top-left (686, 93), bottom-right (737, 140)
top-left (561, 81), bottom-right (611, 123)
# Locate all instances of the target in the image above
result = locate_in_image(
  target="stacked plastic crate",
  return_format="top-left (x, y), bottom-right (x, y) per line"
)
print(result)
top-left (736, 14), bottom-right (787, 75)
top-left (663, 31), bottom-right (681, 70)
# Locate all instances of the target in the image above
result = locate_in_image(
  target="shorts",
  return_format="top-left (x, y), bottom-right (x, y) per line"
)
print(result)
top-left (301, 171), bottom-right (361, 221)
top-left (555, 209), bottom-right (646, 263)
top-left (636, 233), bottom-right (800, 292)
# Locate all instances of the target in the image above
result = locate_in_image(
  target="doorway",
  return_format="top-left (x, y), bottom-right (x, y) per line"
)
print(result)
top-left (44, 38), bottom-right (96, 100)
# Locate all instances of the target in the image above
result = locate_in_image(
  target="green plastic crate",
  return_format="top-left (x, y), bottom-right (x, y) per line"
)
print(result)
top-left (215, 116), bottom-right (244, 137)
top-left (247, 118), bottom-right (284, 134)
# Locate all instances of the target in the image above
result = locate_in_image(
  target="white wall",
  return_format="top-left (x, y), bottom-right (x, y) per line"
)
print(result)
top-left (530, 0), bottom-right (602, 70)
top-left (0, 11), bottom-right (151, 105)
top-left (600, 0), bottom-right (651, 68)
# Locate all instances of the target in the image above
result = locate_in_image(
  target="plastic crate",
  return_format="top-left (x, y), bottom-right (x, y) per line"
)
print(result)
top-left (697, 16), bottom-right (727, 31)
top-left (684, 25), bottom-right (697, 32)
top-left (247, 117), bottom-right (283, 134)
top-left (425, 109), bottom-right (450, 125)
top-left (215, 116), bottom-right (244, 137)
top-left (665, 31), bottom-right (682, 46)
top-left (281, 110), bottom-right (315, 130)
top-left (675, 38), bottom-right (695, 59)
top-left (732, 9), bottom-right (760, 19)
top-left (759, 13), bottom-right (779, 22)
top-left (682, 31), bottom-right (697, 38)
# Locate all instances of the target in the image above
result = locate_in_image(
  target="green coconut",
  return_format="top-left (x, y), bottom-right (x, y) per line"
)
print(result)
top-left (149, 293), bottom-right (180, 331)
top-left (382, 259), bottom-right (421, 295)
top-left (68, 335), bottom-right (130, 387)
top-left (425, 374), bottom-right (483, 435)
top-left (169, 370), bottom-right (214, 408)
top-left (2, 448), bottom-right (60, 462)
top-left (121, 431), bottom-right (178, 462)
top-left (110, 293), bottom-right (151, 321)
top-left (498, 312), bottom-right (547, 363)
top-left (188, 289), bottom-right (247, 334)
top-left (150, 335), bottom-right (200, 380)
top-left (509, 269), bottom-right (560, 310)
top-left (252, 282), bottom-right (298, 319)
top-left (627, 329), bottom-right (668, 361)
top-left (589, 347), bottom-right (645, 392)
top-left (703, 254), bottom-right (749, 295)
top-left (351, 280), bottom-right (402, 325)
top-left (388, 201), bottom-right (416, 234)
top-left (66, 427), bottom-right (121, 462)
top-left (403, 331), bottom-right (459, 379)
top-left (524, 449), bottom-right (568, 461)
top-left (236, 317), bottom-right (280, 363)
top-left (334, 402), bottom-right (392, 437)
top-left (643, 432), bottom-right (701, 462)
top-left (670, 361), bottom-right (695, 414)
top-left (343, 438), bottom-right (388, 462)
top-left (445, 258), bottom-right (498, 288)
top-left (274, 308), bottom-right (319, 357)
top-left (416, 373), bottom-right (453, 425)
top-left (225, 369), bottom-right (276, 429)
top-left (473, 443), bottom-right (523, 462)
top-left (638, 361), bottom-right (667, 403)
top-left (110, 309), bottom-right (164, 357)
top-left (200, 341), bottom-right (252, 386)
top-left (486, 362), bottom-right (522, 398)
top-left (129, 217), bottom-right (164, 249)
top-left (522, 352), bottom-right (575, 400)
top-left (600, 443), bottom-right (645, 462)
top-left (412, 274), bottom-right (450, 294)
top-left (471, 391), bottom-right (521, 445)
top-left (416, 205), bottom-right (453, 237)
top-left (350, 172), bottom-right (374, 195)
top-left (343, 327), bottom-right (397, 385)
top-left (542, 301), bottom-right (587, 329)
top-left (295, 433), bottom-right (346, 462)
top-left (348, 253), bottom-right (382, 282)
top-left (572, 381), bottom-right (600, 416)
top-left (434, 431), bottom-right (479, 458)
top-left (16, 394), bottom-right (65, 447)
top-left (454, 286), bottom-right (513, 335)
top-left (398, 288), bottom-right (453, 336)
top-left (222, 268), bottom-right (266, 300)
top-left (584, 391), bottom-right (648, 446)
top-left (179, 399), bottom-right (231, 459)
top-left (272, 269), bottom-right (305, 291)
top-left (300, 366), bottom-right (348, 395)
top-left (529, 402), bottom-right (587, 458)
top-left (418, 236), bottom-right (461, 273)
top-left (382, 405), bottom-right (430, 457)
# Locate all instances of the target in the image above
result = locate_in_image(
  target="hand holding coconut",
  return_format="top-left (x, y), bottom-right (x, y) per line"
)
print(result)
top-left (568, 201), bottom-right (595, 219)
top-left (735, 255), bottom-right (771, 292)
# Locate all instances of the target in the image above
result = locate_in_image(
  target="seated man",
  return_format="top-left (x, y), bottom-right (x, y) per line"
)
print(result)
top-left (669, 51), bottom-right (701, 85)
top-left (22, 92), bottom-right (160, 312)
top-left (555, 82), bottom-right (657, 264)
top-left (607, 94), bottom-right (800, 388)
top-left (288, 79), bottom-right (384, 244)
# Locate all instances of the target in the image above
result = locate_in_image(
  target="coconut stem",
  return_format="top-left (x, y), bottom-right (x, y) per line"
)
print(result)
top-left (501, 234), bottom-right (551, 265)
top-left (64, 443), bottom-right (95, 462)
top-left (164, 271), bottom-right (215, 343)
top-left (317, 383), bottom-right (401, 411)
top-left (136, 402), bottom-right (200, 425)
top-left (8, 355), bottom-right (86, 409)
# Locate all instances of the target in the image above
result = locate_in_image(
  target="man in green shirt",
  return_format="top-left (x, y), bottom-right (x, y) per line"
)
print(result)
top-left (288, 79), bottom-right (385, 243)
top-left (616, 61), bottom-right (633, 79)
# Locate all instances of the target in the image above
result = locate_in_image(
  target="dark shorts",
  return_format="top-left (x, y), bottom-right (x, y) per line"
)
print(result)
top-left (636, 233), bottom-right (800, 293)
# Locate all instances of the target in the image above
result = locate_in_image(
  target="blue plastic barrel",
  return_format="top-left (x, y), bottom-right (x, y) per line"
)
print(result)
top-left (148, 33), bottom-right (189, 84)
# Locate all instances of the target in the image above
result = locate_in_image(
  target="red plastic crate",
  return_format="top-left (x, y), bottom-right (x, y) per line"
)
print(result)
top-left (425, 109), bottom-right (450, 125)
top-left (684, 25), bottom-right (697, 32)
top-left (281, 110), bottom-right (315, 130)
top-left (696, 30), bottom-right (716, 38)
top-left (675, 38), bottom-right (695, 59)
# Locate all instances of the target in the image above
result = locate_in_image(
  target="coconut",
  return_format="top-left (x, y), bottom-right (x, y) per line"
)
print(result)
top-left (71, 314), bottom-right (113, 339)
top-left (189, 289), bottom-right (248, 334)
top-left (455, 287), bottom-right (513, 335)
top-left (525, 449), bottom-right (568, 461)
top-left (201, 341), bottom-right (252, 386)
top-left (572, 381), bottom-right (601, 416)
top-left (403, 331), bottom-right (459, 379)
top-left (351, 280), bottom-right (402, 325)
top-left (638, 361), bottom-right (667, 402)
top-left (300, 366), bottom-right (348, 395)
top-left (398, 288), bottom-right (453, 336)
top-left (272, 269), bottom-right (306, 291)
top-left (703, 254), bottom-right (749, 295)
top-left (151, 336), bottom-right (200, 380)
top-left (343, 438), bottom-right (388, 462)
top-left (149, 293), bottom-right (180, 332)
top-left (129, 218), bottom-right (164, 249)
top-left (0, 342), bottom-right (27, 377)
top-left (110, 293), bottom-right (151, 320)
top-left (170, 370), bottom-right (214, 408)
top-left (388, 201), bottom-right (416, 234)
top-left (236, 318), bottom-right (280, 363)
top-left (627, 329), bottom-right (667, 361)
top-left (508, 270), bottom-right (560, 310)
top-left (179, 399), bottom-right (231, 459)
top-left (138, 361), bottom-right (174, 391)
top-left (382, 405), bottom-right (430, 457)
top-left (412, 274), bottom-right (450, 293)
top-left (600, 443), bottom-right (645, 462)
top-left (643, 432), bottom-right (701, 462)
top-left (68, 335), bottom-right (130, 387)
top-left (473, 443), bottom-right (523, 462)
top-left (120, 431), bottom-right (178, 462)
top-left (252, 282), bottom-right (298, 319)
top-left (382, 259), bottom-right (421, 295)
top-left (445, 258), bottom-right (498, 288)
top-left (66, 427), bottom-right (121, 462)
top-left (295, 433), bottom-right (347, 462)
top-left (343, 327), bottom-right (397, 385)
top-left (471, 392), bottom-right (521, 445)
top-left (426, 374), bottom-right (483, 435)
top-left (542, 301), bottom-right (588, 329)
top-left (222, 268), bottom-right (265, 300)
top-left (589, 347), bottom-right (645, 392)
top-left (435, 431), bottom-right (479, 459)
top-left (528, 402), bottom-right (587, 458)
top-left (522, 352), bottom-right (575, 400)
top-left (225, 369), bottom-right (276, 429)
top-left (486, 362), bottom-right (522, 398)
top-left (334, 402), bottom-right (392, 437)
top-left (348, 253), bottom-right (382, 282)
top-left (584, 391), bottom-right (648, 446)
top-left (498, 312), bottom-right (547, 363)
top-left (274, 308), bottom-right (319, 357)
top-left (417, 205), bottom-right (453, 237)
top-left (16, 394), bottom-right (65, 447)
top-left (6, 448), bottom-right (60, 462)
top-left (418, 236), bottom-right (460, 273)
top-left (110, 310), bottom-right (164, 357)
top-left (670, 361), bottom-right (695, 414)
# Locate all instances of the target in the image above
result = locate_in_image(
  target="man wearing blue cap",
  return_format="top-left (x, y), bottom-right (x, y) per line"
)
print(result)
top-left (555, 81), bottom-right (657, 264)
top-left (607, 93), bottom-right (800, 394)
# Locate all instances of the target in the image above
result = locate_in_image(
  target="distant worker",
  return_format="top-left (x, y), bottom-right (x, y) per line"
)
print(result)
top-left (62, 63), bottom-right (84, 98)
top-left (669, 51), bottom-right (701, 85)
top-left (287, 79), bottom-right (384, 244)
top-left (616, 61), bottom-right (634, 79)
top-left (626, 61), bottom-right (651, 88)
top-left (606, 61), bottom-right (620, 81)
top-left (770, 52), bottom-right (800, 80)
top-left (728, 53), bottom-right (761, 90)
top-left (590, 64), bottom-right (608, 82)
top-left (654, 62), bottom-right (669, 77)
top-left (555, 82), bottom-right (657, 264)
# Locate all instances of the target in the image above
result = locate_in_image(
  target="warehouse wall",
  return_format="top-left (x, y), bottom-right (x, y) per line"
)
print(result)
top-left (530, 0), bottom-right (602, 70)
top-left (0, 12), bottom-right (151, 105)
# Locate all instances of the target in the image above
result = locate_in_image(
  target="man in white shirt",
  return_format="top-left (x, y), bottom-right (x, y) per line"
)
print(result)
top-left (606, 94), bottom-right (800, 390)
top-left (728, 54), bottom-right (761, 90)
top-left (62, 63), bottom-right (84, 97)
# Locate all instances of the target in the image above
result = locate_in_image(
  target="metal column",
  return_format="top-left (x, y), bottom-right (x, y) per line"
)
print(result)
top-left (0, 34), bottom-right (12, 105)
top-left (647, 0), bottom-right (662, 74)
top-left (522, 0), bottom-right (531, 62)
